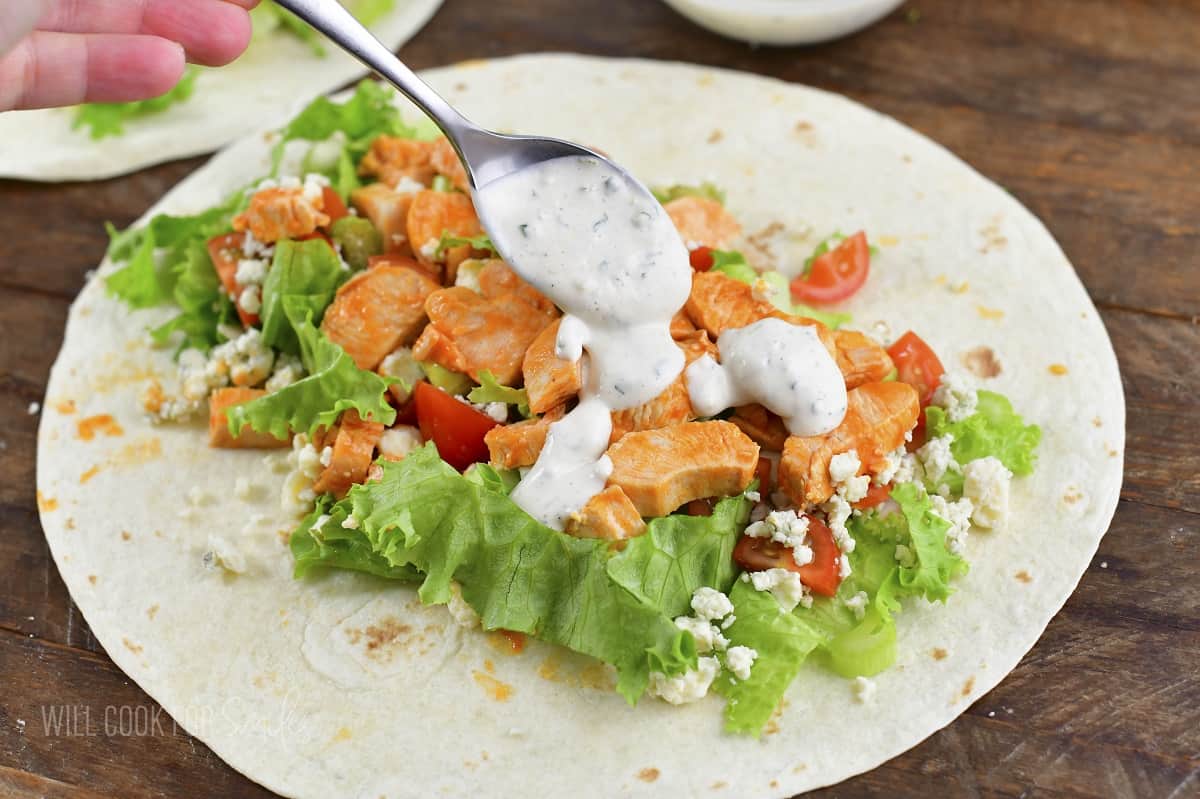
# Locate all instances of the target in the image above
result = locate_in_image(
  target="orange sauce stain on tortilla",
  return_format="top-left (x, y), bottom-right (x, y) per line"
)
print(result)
top-left (79, 465), bottom-right (101, 484)
top-left (471, 670), bottom-right (513, 702)
top-left (88, 575), bottom-right (97, 585)
top-left (1015, 570), bottom-right (1033, 583)
top-left (962, 676), bottom-right (975, 696)
top-left (112, 437), bottom-right (163, 465)
top-left (1092, 417), bottom-right (1103, 427)
top-left (876, 234), bottom-right (900, 247)
top-left (122, 637), bottom-right (142, 655)
top-left (932, 648), bottom-right (949, 661)
top-left (975, 304), bottom-right (1005, 320)
top-left (52, 399), bottom-right (76, 414)
top-left (76, 414), bottom-right (123, 441)
top-left (487, 629), bottom-right (526, 655)
top-left (579, 662), bottom-right (616, 692)
top-left (537, 654), bottom-right (563, 683)
top-left (637, 768), bottom-right (660, 783)
top-left (1048, 363), bottom-right (1069, 375)
top-left (121, 531), bottom-right (131, 541)
top-left (36, 491), bottom-right (58, 512)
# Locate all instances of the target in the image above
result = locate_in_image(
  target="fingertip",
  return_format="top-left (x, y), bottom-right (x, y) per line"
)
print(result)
top-left (85, 35), bottom-right (189, 103)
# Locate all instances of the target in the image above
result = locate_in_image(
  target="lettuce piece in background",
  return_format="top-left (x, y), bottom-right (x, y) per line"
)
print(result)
top-left (467, 371), bottom-right (531, 418)
top-left (73, 68), bottom-right (199, 140)
top-left (652, 182), bottom-right (726, 205)
top-left (227, 306), bottom-right (395, 439)
top-left (926, 390), bottom-right (1041, 476)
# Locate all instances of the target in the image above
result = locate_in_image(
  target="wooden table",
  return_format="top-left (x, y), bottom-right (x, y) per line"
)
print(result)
top-left (2, 1), bottom-right (1197, 796)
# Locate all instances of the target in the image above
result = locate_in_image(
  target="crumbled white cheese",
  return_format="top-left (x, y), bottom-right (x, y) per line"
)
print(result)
top-left (875, 445), bottom-right (907, 486)
top-left (207, 328), bottom-right (275, 389)
top-left (829, 450), bottom-right (861, 484)
top-left (237, 285), bottom-right (262, 315)
top-left (392, 175), bottom-right (426, 195)
top-left (674, 616), bottom-right (728, 654)
top-left (720, 614), bottom-right (736, 630)
top-left (843, 590), bottom-right (869, 621)
top-left (186, 486), bottom-right (213, 506)
top-left (747, 568), bottom-right (811, 611)
top-left (963, 456), bottom-right (1012, 530)
top-left (446, 581), bottom-right (480, 629)
top-left (483, 402), bottom-right (509, 423)
top-left (281, 434), bottom-right (323, 517)
top-left (838, 554), bottom-right (853, 579)
top-left (454, 259), bottom-right (486, 293)
top-left (341, 514), bottom-right (360, 530)
top-left (724, 645), bottom-right (758, 681)
top-left (744, 490), bottom-right (761, 503)
top-left (234, 257), bottom-right (268, 286)
top-left (930, 494), bottom-right (975, 555)
top-left (851, 675), bottom-right (877, 704)
top-left (418, 239), bottom-right (440, 261)
top-left (648, 656), bottom-right (720, 705)
top-left (691, 587), bottom-right (735, 621)
top-left (744, 509), bottom-right (812, 564)
top-left (301, 172), bottom-right (331, 203)
top-left (241, 229), bottom-right (272, 259)
top-left (234, 477), bottom-right (264, 502)
top-left (892, 451), bottom-right (924, 486)
top-left (931, 371), bottom-right (979, 423)
top-left (378, 425), bottom-right (423, 461)
top-left (265, 353), bottom-right (303, 393)
top-left (917, 434), bottom-right (960, 488)
top-left (203, 535), bottom-right (246, 575)
top-left (377, 347), bottom-right (425, 404)
top-left (821, 494), bottom-right (856, 554)
top-left (319, 445), bottom-right (334, 468)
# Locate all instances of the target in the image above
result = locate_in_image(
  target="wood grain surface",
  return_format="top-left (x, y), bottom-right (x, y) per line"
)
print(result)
top-left (2, 1), bottom-right (1197, 796)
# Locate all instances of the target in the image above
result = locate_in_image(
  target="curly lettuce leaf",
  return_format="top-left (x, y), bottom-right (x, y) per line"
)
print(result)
top-left (72, 68), bottom-right (199, 140)
top-left (227, 308), bottom-right (395, 438)
top-left (652, 182), bottom-right (726, 205)
top-left (321, 446), bottom-right (708, 703)
top-left (436, 231), bottom-right (495, 258)
top-left (149, 239), bottom-right (238, 352)
top-left (259, 239), bottom-right (345, 355)
top-left (710, 249), bottom-right (851, 329)
top-left (926, 390), bottom-right (1041, 476)
top-left (291, 497), bottom-right (422, 580)
top-left (467, 370), bottom-right (531, 418)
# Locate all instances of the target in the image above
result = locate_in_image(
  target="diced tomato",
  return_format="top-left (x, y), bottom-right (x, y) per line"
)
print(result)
top-left (206, 232), bottom-right (260, 327)
top-left (887, 330), bottom-right (945, 446)
top-left (755, 456), bottom-right (773, 493)
top-left (413, 381), bottom-right (498, 471)
top-left (321, 186), bottom-right (349, 224)
top-left (853, 482), bottom-right (892, 510)
top-left (684, 498), bottom-right (715, 516)
top-left (790, 231), bottom-right (870, 305)
top-left (497, 629), bottom-right (526, 654)
top-left (732, 515), bottom-right (843, 597)
top-left (689, 245), bottom-right (714, 272)
top-left (393, 395), bottom-right (419, 426)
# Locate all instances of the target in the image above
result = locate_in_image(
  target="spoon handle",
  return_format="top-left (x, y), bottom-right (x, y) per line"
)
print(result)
top-left (272, 0), bottom-right (473, 141)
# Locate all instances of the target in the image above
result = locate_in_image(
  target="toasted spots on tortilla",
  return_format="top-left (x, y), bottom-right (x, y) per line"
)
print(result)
top-left (950, 280), bottom-right (970, 294)
top-left (962, 346), bottom-right (1002, 378)
top-left (962, 676), bottom-right (975, 696)
top-left (472, 670), bottom-right (513, 702)
top-left (1062, 486), bottom-right (1085, 504)
top-left (975, 304), bottom-right (1005, 320)
top-left (978, 220), bottom-right (1008, 252)
top-left (932, 647), bottom-right (949, 661)
top-left (1093, 417), bottom-right (1103, 427)
top-left (79, 465), bottom-right (101, 484)
top-left (331, 727), bottom-right (353, 743)
top-left (120, 531), bottom-right (131, 542)
top-left (52, 398), bottom-right (76, 414)
top-left (637, 768), bottom-right (660, 783)
top-left (1049, 363), bottom-right (1069, 375)
top-left (1015, 570), bottom-right (1033, 584)
top-left (712, 780), bottom-right (729, 789)
top-left (76, 414), bottom-right (123, 441)
top-left (933, 275), bottom-right (947, 286)
top-left (537, 655), bottom-right (562, 683)
top-left (64, 517), bottom-right (75, 530)
top-left (113, 436), bottom-right (162, 465)
top-left (770, 780), bottom-right (780, 789)
top-left (36, 491), bottom-right (58, 512)
top-left (342, 617), bottom-right (439, 663)
top-left (707, 129), bottom-right (724, 143)
top-left (147, 604), bottom-right (158, 620)
top-left (122, 637), bottom-right (142, 655)
top-left (792, 764), bottom-right (808, 774)
top-left (88, 575), bottom-right (97, 585)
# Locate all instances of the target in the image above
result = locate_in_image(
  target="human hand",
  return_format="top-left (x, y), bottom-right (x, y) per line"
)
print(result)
top-left (0, 0), bottom-right (261, 112)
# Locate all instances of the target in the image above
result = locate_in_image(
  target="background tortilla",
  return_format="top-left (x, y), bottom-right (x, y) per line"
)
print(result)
top-left (0, 0), bottom-right (443, 182)
top-left (35, 55), bottom-right (1124, 798)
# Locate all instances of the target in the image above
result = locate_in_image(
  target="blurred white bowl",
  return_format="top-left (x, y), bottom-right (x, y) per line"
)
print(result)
top-left (661, 0), bottom-right (906, 46)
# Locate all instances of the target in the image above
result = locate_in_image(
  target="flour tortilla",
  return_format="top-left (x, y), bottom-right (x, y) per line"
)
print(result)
top-left (36, 55), bottom-right (1125, 798)
top-left (0, 0), bottom-right (442, 182)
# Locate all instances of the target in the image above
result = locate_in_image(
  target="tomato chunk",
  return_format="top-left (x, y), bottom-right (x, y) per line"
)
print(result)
top-left (887, 330), bottom-right (945, 445)
top-left (689, 245), bottom-right (714, 272)
top-left (732, 515), bottom-right (843, 597)
top-left (790, 231), bottom-right (870, 305)
top-left (413, 380), bottom-right (498, 471)
top-left (322, 186), bottom-right (349, 224)
top-left (853, 481), bottom-right (892, 510)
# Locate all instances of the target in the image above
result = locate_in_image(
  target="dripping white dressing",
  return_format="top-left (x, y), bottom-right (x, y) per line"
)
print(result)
top-left (686, 317), bottom-right (847, 437)
top-left (479, 156), bottom-right (691, 529)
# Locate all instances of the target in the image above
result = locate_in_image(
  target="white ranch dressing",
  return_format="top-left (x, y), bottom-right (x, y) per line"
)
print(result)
top-left (480, 156), bottom-right (691, 528)
top-left (687, 318), bottom-right (847, 437)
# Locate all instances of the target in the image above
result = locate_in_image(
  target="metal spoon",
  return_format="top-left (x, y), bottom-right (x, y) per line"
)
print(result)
top-left (272, 0), bottom-right (608, 195)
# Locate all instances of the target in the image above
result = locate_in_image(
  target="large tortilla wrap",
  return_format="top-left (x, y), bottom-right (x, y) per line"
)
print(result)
top-left (0, 0), bottom-right (442, 182)
top-left (35, 55), bottom-right (1125, 797)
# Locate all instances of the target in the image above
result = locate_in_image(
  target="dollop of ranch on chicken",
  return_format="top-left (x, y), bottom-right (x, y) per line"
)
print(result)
top-left (480, 155), bottom-right (846, 528)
